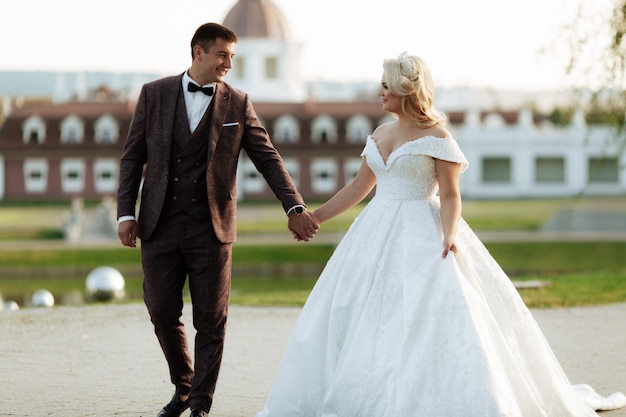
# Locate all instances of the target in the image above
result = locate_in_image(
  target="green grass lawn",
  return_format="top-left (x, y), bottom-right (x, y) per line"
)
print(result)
top-left (1, 198), bottom-right (625, 308)
top-left (1, 242), bottom-right (625, 308)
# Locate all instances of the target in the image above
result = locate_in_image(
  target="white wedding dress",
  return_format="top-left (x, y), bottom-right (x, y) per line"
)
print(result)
top-left (255, 136), bottom-right (626, 417)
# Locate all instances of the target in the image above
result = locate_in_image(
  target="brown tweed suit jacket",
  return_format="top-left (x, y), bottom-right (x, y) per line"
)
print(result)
top-left (116, 73), bottom-right (304, 243)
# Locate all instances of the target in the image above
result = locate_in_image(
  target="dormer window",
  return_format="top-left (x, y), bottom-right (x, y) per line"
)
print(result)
top-left (94, 114), bottom-right (119, 144)
top-left (22, 115), bottom-right (46, 144)
top-left (311, 115), bottom-right (338, 144)
top-left (273, 115), bottom-right (300, 144)
top-left (346, 115), bottom-right (373, 144)
top-left (66, 128), bottom-right (79, 143)
top-left (60, 115), bottom-right (85, 144)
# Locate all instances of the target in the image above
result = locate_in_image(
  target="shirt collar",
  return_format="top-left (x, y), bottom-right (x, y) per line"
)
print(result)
top-left (183, 71), bottom-right (217, 91)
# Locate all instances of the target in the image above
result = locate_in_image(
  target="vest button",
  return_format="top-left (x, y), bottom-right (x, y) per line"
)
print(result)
top-left (174, 177), bottom-right (179, 182)
top-left (172, 196), bottom-right (178, 201)
top-left (177, 158), bottom-right (182, 163)
top-left (193, 179), bottom-right (198, 184)
top-left (191, 198), bottom-right (196, 202)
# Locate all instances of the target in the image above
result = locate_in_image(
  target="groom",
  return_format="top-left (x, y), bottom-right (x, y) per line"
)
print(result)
top-left (116, 22), bottom-right (318, 417)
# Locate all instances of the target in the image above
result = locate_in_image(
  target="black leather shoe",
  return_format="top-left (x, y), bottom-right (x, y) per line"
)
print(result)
top-left (190, 410), bottom-right (208, 417)
top-left (156, 393), bottom-right (189, 417)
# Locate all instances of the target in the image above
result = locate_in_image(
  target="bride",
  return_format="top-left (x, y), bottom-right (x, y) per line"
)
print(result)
top-left (255, 52), bottom-right (626, 417)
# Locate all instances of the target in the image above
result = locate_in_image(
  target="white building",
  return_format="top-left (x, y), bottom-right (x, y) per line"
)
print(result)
top-left (223, 0), bottom-right (626, 200)
top-left (453, 110), bottom-right (626, 198)
top-left (1, 0), bottom-right (622, 203)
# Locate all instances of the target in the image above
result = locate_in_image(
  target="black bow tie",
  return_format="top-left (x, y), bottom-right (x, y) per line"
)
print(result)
top-left (187, 82), bottom-right (214, 96)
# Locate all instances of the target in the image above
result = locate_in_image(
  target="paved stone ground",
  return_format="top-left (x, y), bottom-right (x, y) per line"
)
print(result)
top-left (1, 302), bottom-right (625, 417)
top-left (1, 204), bottom-right (625, 416)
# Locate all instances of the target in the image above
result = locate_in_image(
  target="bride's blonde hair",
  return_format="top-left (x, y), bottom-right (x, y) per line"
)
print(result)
top-left (382, 53), bottom-right (446, 128)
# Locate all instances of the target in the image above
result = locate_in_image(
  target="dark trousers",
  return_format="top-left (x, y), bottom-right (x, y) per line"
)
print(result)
top-left (141, 212), bottom-right (232, 412)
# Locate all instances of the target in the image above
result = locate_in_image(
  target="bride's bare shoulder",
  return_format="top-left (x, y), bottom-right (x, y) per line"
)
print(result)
top-left (372, 122), bottom-right (395, 140)
top-left (429, 125), bottom-right (452, 139)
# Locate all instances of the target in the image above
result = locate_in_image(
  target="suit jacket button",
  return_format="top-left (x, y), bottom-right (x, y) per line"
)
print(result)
top-left (191, 198), bottom-right (196, 202)
top-left (193, 179), bottom-right (198, 184)
top-left (177, 158), bottom-right (182, 163)
top-left (172, 196), bottom-right (178, 201)
top-left (174, 177), bottom-right (179, 182)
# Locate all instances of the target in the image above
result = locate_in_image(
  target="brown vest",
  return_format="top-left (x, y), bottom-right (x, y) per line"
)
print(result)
top-left (161, 89), bottom-right (213, 222)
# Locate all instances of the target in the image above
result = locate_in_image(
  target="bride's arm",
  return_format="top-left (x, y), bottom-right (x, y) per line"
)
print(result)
top-left (312, 159), bottom-right (376, 224)
top-left (435, 158), bottom-right (462, 259)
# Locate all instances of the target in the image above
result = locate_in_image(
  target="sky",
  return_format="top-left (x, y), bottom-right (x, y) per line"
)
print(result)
top-left (0, 0), bottom-right (614, 91)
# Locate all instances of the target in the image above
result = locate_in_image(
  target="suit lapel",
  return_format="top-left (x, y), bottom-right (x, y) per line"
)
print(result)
top-left (161, 75), bottom-right (183, 151)
top-left (207, 83), bottom-right (230, 162)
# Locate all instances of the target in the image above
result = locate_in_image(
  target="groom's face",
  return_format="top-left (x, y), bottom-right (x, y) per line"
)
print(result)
top-left (196, 38), bottom-right (236, 84)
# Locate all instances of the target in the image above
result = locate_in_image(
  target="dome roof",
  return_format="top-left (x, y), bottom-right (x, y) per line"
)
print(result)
top-left (223, 0), bottom-right (291, 40)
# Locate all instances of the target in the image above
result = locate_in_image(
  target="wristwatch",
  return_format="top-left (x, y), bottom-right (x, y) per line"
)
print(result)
top-left (287, 205), bottom-right (305, 217)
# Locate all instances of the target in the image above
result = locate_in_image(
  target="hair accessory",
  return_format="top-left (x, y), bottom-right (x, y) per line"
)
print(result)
top-left (397, 51), bottom-right (419, 81)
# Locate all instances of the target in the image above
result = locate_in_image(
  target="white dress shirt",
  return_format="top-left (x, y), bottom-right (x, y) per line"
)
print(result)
top-left (182, 71), bottom-right (216, 133)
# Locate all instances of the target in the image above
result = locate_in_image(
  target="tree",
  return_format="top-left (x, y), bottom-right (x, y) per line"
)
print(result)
top-left (559, 0), bottom-right (626, 154)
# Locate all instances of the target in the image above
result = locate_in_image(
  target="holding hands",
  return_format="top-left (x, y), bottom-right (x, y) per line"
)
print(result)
top-left (288, 210), bottom-right (320, 242)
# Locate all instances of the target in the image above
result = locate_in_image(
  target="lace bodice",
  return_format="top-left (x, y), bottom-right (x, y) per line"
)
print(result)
top-left (361, 135), bottom-right (469, 200)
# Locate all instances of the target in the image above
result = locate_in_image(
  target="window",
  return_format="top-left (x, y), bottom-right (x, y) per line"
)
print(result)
top-left (66, 128), bottom-right (79, 144)
top-left (240, 158), bottom-right (265, 193)
top-left (535, 157), bottom-right (565, 183)
top-left (273, 115), bottom-right (300, 144)
top-left (23, 158), bottom-right (48, 192)
top-left (311, 158), bottom-right (338, 193)
top-left (588, 157), bottom-right (619, 183)
top-left (100, 128), bottom-right (112, 142)
top-left (311, 115), bottom-right (338, 144)
top-left (61, 159), bottom-right (85, 193)
top-left (233, 56), bottom-right (245, 79)
top-left (483, 113), bottom-right (506, 129)
top-left (22, 115), bottom-right (46, 144)
top-left (346, 115), bottom-right (372, 144)
top-left (482, 157), bottom-right (511, 183)
top-left (344, 158), bottom-right (362, 185)
top-left (265, 56), bottom-right (278, 79)
top-left (283, 159), bottom-right (300, 188)
top-left (94, 159), bottom-right (118, 193)
top-left (94, 115), bottom-right (119, 144)
top-left (60, 115), bottom-right (85, 144)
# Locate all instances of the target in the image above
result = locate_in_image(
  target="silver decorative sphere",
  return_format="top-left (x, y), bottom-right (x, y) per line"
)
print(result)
top-left (86, 266), bottom-right (125, 301)
top-left (4, 300), bottom-right (19, 312)
top-left (32, 289), bottom-right (55, 307)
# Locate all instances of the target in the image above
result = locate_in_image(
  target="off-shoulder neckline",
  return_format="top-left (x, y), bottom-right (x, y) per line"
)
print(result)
top-left (367, 135), bottom-right (453, 165)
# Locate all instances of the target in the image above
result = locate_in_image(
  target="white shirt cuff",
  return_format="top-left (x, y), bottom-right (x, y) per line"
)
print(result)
top-left (117, 215), bottom-right (136, 224)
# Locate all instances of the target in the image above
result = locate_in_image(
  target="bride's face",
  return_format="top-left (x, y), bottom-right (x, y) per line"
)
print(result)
top-left (378, 74), bottom-right (402, 114)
